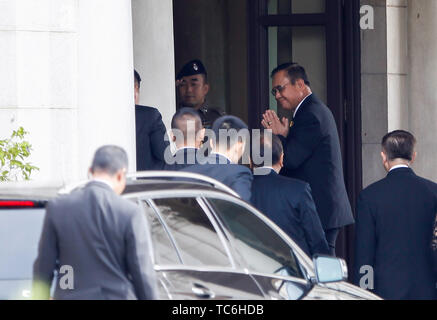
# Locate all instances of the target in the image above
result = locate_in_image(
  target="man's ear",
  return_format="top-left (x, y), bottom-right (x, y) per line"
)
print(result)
top-left (170, 131), bottom-right (177, 143)
top-left (411, 151), bottom-right (417, 165)
top-left (380, 151), bottom-right (386, 164)
top-left (296, 78), bottom-right (305, 89)
top-left (279, 152), bottom-right (284, 168)
top-left (197, 128), bottom-right (206, 144)
top-left (202, 83), bottom-right (210, 96)
top-left (115, 169), bottom-right (124, 182)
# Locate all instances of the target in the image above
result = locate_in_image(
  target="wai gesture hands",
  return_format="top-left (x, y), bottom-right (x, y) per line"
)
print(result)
top-left (261, 110), bottom-right (290, 138)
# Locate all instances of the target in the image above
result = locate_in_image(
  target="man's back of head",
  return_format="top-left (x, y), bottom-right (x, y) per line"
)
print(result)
top-left (90, 145), bottom-right (128, 194)
top-left (134, 69), bottom-right (141, 105)
top-left (381, 130), bottom-right (416, 171)
top-left (211, 115), bottom-right (249, 164)
top-left (171, 107), bottom-right (204, 149)
top-left (252, 131), bottom-right (283, 171)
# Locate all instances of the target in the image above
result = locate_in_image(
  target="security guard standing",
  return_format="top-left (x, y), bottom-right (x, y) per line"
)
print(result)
top-left (176, 59), bottom-right (224, 128)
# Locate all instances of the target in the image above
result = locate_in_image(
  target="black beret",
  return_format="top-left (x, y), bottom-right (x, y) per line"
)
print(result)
top-left (176, 59), bottom-right (207, 80)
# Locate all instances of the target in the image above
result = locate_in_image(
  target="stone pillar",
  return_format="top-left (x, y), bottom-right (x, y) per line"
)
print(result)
top-left (132, 0), bottom-right (176, 129)
top-left (0, 0), bottom-right (79, 183)
top-left (77, 0), bottom-right (136, 177)
top-left (360, 0), bottom-right (388, 187)
top-left (0, 0), bottom-right (136, 183)
top-left (387, 0), bottom-right (408, 133)
top-left (408, 0), bottom-right (437, 181)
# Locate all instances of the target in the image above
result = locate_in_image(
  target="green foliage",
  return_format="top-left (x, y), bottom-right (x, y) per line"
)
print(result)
top-left (0, 127), bottom-right (39, 182)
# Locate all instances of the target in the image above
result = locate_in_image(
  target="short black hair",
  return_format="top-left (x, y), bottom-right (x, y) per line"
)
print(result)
top-left (253, 131), bottom-right (283, 167)
top-left (90, 145), bottom-right (128, 175)
top-left (271, 62), bottom-right (310, 87)
top-left (381, 130), bottom-right (416, 161)
top-left (211, 115), bottom-right (249, 150)
top-left (171, 108), bottom-right (203, 142)
top-left (134, 69), bottom-right (141, 88)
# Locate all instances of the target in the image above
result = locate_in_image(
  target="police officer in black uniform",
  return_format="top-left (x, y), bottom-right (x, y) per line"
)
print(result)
top-left (176, 59), bottom-right (224, 129)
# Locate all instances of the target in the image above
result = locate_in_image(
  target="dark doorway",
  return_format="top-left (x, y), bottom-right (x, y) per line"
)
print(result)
top-left (248, 0), bottom-right (362, 273)
top-left (173, 0), bottom-right (362, 276)
top-left (173, 0), bottom-right (249, 123)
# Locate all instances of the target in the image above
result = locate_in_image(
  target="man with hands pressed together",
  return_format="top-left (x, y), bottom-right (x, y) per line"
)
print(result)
top-left (262, 63), bottom-right (354, 256)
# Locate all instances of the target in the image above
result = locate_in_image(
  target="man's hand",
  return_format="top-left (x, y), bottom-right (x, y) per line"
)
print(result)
top-left (261, 110), bottom-right (289, 137)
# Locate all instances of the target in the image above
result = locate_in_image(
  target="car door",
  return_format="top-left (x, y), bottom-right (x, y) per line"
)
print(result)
top-left (205, 196), bottom-right (313, 300)
top-left (142, 196), bottom-right (265, 300)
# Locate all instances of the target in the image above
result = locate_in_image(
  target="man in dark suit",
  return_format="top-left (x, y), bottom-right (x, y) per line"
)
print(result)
top-left (433, 214), bottom-right (437, 274)
top-left (181, 115), bottom-right (253, 202)
top-left (431, 214), bottom-right (437, 275)
top-left (164, 108), bottom-right (205, 171)
top-left (262, 63), bottom-right (354, 255)
top-left (33, 145), bottom-right (157, 300)
top-left (134, 69), bottom-right (169, 170)
top-left (353, 130), bottom-right (437, 300)
top-left (251, 132), bottom-right (329, 257)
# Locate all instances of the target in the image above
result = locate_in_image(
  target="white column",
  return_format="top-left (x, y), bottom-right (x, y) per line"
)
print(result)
top-left (0, 0), bottom-right (79, 184)
top-left (0, 0), bottom-right (136, 184)
top-left (77, 0), bottom-right (136, 177)
top-left (408, 0), bottom-right (437, 181)
top-left (132, 0), bottom-right (176, 129)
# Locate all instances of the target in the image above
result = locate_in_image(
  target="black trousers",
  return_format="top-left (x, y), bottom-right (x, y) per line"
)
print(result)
top-left (325, 228), bottom-right (340, 256)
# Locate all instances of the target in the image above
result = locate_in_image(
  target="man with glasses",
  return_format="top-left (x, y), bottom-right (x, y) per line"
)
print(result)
top-left (262, 63), bottom-right (354, 256)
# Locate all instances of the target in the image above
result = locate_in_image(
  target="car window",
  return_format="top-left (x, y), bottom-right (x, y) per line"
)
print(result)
top-left (152, 197), bottom-right (231, 268)
top-left (0, 208), bottom-right (45, 280)
top-left (140, 200), bottom-right (181, 265)
top-left (208, 198), bottom-right (304, 279)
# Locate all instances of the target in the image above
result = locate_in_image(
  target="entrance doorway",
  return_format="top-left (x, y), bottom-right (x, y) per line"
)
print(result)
top-left (173, 0), bottom-right (362, 272)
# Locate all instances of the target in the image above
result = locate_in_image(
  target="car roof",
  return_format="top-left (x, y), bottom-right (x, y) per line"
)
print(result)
top-left (0, 175), bottom-right (236, 201)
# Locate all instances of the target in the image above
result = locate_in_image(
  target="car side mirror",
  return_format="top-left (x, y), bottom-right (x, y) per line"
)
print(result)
top-left (313, 255), bottom-right (348, 283)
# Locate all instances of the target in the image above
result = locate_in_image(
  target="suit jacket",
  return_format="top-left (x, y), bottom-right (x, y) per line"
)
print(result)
top-left (278, 94), bottom-right (354, 230)
top-left (163, 147), bottom-right (199, 171)
top-left (433, 213), bottom-right (437, 274)
top-left (135, 105), bottom-right (169, 171)
top-left (353, 167), bottom-right (437, 300)
top-left (251, 170), bottom-right (329, 257)
top-left (32, 181), bottom-right (158, 300)
top-left (181, 153), bottom-right (253, 202)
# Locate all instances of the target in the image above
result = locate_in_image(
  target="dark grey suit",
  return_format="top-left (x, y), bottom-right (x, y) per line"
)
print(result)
top-left (32, 181), bottom-right (157, 300)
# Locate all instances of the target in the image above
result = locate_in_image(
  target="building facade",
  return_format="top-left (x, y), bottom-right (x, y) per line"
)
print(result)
top-left (1, 0), bottom-right (436, 263)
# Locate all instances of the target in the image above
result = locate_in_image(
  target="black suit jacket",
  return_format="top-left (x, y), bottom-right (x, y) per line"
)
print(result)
top-left (433, 214), bottom-right (437, 273)
top-left (181, 153), bottom-right (253, 202)
top-left (251, 170), bottom-right (329, 257)
top-left (279, 94), bottom-right (354, 230)
top-left (353, 167), bottom-right (437, 300)
top-left (33, 181), bottom-right (157, 300)
top-left (135, 105), bottom-right (169, 171)
top-left (163, 147), bottom-right (199, 171)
